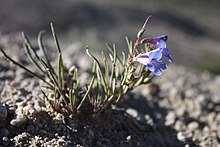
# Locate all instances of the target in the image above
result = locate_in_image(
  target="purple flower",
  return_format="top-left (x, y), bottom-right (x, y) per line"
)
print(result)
top-left (147, 35), bottom-right (173, 63)
top-left (134, 49), bottom-right (167, 76)
top-left (133, 35), bottom-right (173, 76)
top-left (140, 35), bottom-right (168, 46)
top-left (150, 35), bottom-right (168, 44)
top-left (146, 50), bottom-right (167, 76)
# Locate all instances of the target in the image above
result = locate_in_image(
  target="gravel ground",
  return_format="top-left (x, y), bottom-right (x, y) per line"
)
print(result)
top-left (0, 33), bottom-right (220, 146)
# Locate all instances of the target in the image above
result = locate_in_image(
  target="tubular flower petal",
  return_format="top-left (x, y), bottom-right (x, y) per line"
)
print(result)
top-left (140, 35), bottom-right (168, 47)
top-left (135, 48), bottom-right (160, 65)
top-left (133, 34), bottom-right (173, 76)
top-left (134, 48), bottom-right (167, 76)
top-left (150, 35), bottom-right (173, 63)
top-left (146, 51), bottom-right (167, 76)
top-left (161, 48), bottom-right (173, 63)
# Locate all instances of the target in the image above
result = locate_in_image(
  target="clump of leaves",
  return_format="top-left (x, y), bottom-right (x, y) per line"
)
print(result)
top-left (0, 16), bottom-right (173, 115)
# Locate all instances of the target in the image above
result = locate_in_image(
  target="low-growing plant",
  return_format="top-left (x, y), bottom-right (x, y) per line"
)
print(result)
top-left (0, 16), bottom-right (173, 115)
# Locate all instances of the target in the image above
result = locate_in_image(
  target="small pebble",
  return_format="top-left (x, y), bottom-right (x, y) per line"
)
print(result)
top-left (2, 136), bottom-right (9, 146)
top-left (126, 108), bottom-right (138, 118)
top-left (22, 104), bottom-right (32, 115)
top-left (187, 121), bottom-right (199, 132)
top-left (144, 114), bottom-right (153, 125)
top-left (58, 138), bottom-right (67, 146)
top-left (177, 132), bottom-right (187, 142)
top-left (165, 111), bottom-right (176, 126)
top-left (34, 101), bottom-right (42, 112)
top-left (126, 135), bottom-right (132, 141)
top-left (10, 114), bottom-right (27, 127)
top-left (54, 113), bottom-right (63, 124)
top-left (174, 120), bottom-right (186, 131)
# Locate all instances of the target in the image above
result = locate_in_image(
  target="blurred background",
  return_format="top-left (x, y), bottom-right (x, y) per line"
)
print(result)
top-left (0, 0), bottom-right (220, 74)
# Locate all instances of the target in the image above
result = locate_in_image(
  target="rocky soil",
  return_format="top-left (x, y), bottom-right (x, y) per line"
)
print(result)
top-left (0, 33), bottom-right (220, 147)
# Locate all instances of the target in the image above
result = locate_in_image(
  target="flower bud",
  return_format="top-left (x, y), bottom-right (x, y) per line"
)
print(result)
top-left (137, 28), bottom-right (145, 39)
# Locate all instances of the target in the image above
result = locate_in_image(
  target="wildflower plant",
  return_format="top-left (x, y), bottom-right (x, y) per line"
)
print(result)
top-left (0, 16), bottom-right (173, 115)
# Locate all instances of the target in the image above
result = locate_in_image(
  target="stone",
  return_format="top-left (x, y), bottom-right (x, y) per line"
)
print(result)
top-left (177, 132), bottom-right (187, 142)
top-left (174, 120), bottom-right (186, 131)
top-left (165, 111), bottom-right (176, 126)
top-left (187, 121), bottom-right (199, 132)
top-left (126, 135), bottom-right (132, 141)
top-left (58, 138), bottom-right (67, 146)
top-left (2, 136), bottom-right (9, 146)
top-left (10, 114), bottom-right (27, 127)
top-left (34, 101), bottom-right (42, 112)
top-left (126, 108), bottom-right (138, 118)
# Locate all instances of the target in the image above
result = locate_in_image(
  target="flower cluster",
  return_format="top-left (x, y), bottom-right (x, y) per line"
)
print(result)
top-left (134, 35), bottom-right (173, 76)
top-left (131, 17), bottom-right (173, 76)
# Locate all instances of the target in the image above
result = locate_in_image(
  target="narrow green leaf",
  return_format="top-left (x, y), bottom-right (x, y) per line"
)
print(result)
top-left (125, 37), bottom-right (133, 55)
top-left (22, 33), bottom-right (41, 61)
top-left (50, 23), bottom-right (65, 89)
top-left (113, 44), bottom-right (116, 63)
top-left (96, 64), bottom-right (101, 80)
top-left (38, 30), bottom-right (57, 77)
top-left (115, 63), bottom-right (119, 79)
top-left (50, 23), bottom-right (62, 53)
top-left (69, 89), bottom-right (76, 111)
top-left (123, 85), bottom-right (129, 94)
top-left (86, 48), bottom-right (107, 92)
top-left (134, 75), bottom-right (144, 87)
top-left (22, 33), bottom-right (58, 86)
top-left (22, 32), bottom-right (48, 74)
top-left (58, 53), bottom-right (64, 88)
top-left (72, 67), bottom-right (78, 90)
top-left (109, 54), bottom-right (113, 62)
top-left (143, 77), bottom-right (151, 84)
top-left (120, 66), bottom-right (128, 85)
top-left (96, 82), bottom-right (100, 102)
top-left (112, 78), bottom-right (116, 93)
top-left (116, 92), bottom-right (122, 103)
top-left (101, 52), bottom-right (109, 89)
top-left (77, 61), bottom-right (96, 110)
top-left (41, 59), bottom-right (68, 108)
top-left (106, 44), bottom-right (123, 66)
top-left (122, 52), bottom-right (126, 66)
top-left (77, 67), bottom-right (96, 110)
top-left (23, 43), bottom-right (45, 74)
top-left (40, 59), bottom-right (59, 90)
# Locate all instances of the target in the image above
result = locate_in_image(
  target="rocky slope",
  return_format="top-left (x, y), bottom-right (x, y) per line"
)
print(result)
top-left (0, 33), bottom-right (220, 146)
